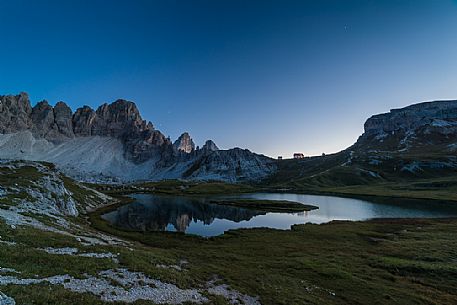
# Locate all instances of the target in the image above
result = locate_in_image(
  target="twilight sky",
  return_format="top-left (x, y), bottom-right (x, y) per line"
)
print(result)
top-left (1, 0), bottom-right (457, 158)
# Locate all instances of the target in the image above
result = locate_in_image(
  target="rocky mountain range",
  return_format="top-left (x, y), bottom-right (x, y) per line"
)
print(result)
top-left (4, 92), bottom-right (457, 185)
top-left (0, 92), bottom-right (276, 182)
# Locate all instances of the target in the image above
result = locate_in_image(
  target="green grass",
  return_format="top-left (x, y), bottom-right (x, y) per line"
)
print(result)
top-left (88, 201), bottom-right (457, 305)
top-left (317, 178), bottom-right (457, 202)
top-left (184, 181), bottom-right (255, 194)
top-left (0, 164), bottom-right (45, 188)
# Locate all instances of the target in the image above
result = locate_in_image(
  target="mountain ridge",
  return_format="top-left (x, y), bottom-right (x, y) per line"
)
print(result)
top-left (0, 92), bottom-right (276, 182)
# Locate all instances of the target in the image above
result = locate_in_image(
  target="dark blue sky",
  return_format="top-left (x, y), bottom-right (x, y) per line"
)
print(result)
top-left (1, 0), bottom-right (457, 157)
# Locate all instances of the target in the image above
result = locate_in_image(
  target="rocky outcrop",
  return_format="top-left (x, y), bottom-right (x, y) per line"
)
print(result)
top-left (183, 148), bottom-right (276, 182)
top-left (54, 101), bottom-right (75, 138)
top-left (363, 100), bottom-right (457, 135)
top-left (53, 100), bottom-right (168, 162)
top-left (0, 94), bottom-right (172, 162)
top-left (30, 100), bottom-right (75, 143)
top-left (31, 101), bottom-right (55, 138)
top-left (0, 292), bottom-right (15, 305)
top-left (0, 93), bottom-right (32, 133)
top-left (74, 100), bottom-right (168, 162)
top-left (0, 94), bottom-right (76, 144)
top-left (173, 132), bottom-right (195, 153)
top-left (72, 101), bottom-right (155, 137)
top-left (125, 129), bottom-right (172, 163)
top-left (72, 106), bottom-right (96, 137)
top-left (201, 140), bottom-right (219, 152)
top-left (355, 100), bottom-right (457, 152)
top-left (92, 100), bottom-right (151, 138)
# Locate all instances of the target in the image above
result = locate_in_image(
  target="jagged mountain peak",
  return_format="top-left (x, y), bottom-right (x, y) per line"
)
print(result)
top-left (95, 99), bottom-right (141, 119)
top-left (173, 132), bottom-right (195, 153)
top-left (55, 100), bottom-right (71, 108)
top-left (202, 140), bottom-right (219, 151)
top-left (0, 93), bottom-right (32, 134)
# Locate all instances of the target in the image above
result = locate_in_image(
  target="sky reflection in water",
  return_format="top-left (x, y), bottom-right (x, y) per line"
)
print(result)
top-left (102, 193), bottom-right (457, 237)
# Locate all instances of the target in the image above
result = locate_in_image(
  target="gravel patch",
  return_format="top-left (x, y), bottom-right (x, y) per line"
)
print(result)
top-left (0, 268), bottom-right (18, 274)
top-left (156, 264), bottom-right (182, 271)
top-left (40, 247), bottom-right (120, 263)
top-left (41, 247), bottom-right (79, 255)
top-left (0, 240), bottom-right (16, 247)
top-left (79, 252), bottom-right (119, 263)
top-left (0, 205), bottom-right (126, 247)
top-left (207, 280), bottom-right (261, 305)
top-left (0, 208), bottom-right (64, 233)
top-left (0, 268), bottom-right (206, 304)
top-left (156, 259), bottom-right (189, 271)
top-left (0, 269), bottom-right (261, 304)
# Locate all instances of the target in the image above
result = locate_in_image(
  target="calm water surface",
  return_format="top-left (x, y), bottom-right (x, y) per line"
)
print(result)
top-left (101, 193), bottom-right (457, 237)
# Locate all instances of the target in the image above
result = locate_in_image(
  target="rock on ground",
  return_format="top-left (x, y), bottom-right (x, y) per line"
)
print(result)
top-left (0, 292), bottom-right (15, 305)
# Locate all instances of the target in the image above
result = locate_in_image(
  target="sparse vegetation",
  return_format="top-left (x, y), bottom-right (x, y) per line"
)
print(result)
top-left (210, 199), bottom-right (318, 212)
top-left (88, 209), bottom-right (457, 305)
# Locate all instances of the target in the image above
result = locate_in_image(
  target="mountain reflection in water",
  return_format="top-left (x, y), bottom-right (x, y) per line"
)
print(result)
top-left (102, 195), bottom-right (266, 233)
top-left (102, 193), bottom-right (457, 237)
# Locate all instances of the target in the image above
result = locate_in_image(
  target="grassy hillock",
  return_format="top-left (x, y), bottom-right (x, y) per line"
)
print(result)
top-left (210, 199), bottom-right (318, 212)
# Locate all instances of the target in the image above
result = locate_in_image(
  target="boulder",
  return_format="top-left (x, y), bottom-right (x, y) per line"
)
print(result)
top-left (0, 292), bottom-right (15, 305)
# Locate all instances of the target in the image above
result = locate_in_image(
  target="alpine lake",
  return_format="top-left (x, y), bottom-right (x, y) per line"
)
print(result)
top-left (101, 192), bottom-right (457, 237)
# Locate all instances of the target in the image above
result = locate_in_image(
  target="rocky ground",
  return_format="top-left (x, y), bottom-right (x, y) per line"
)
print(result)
top-left (0, 160), bottom-right (260, 304)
